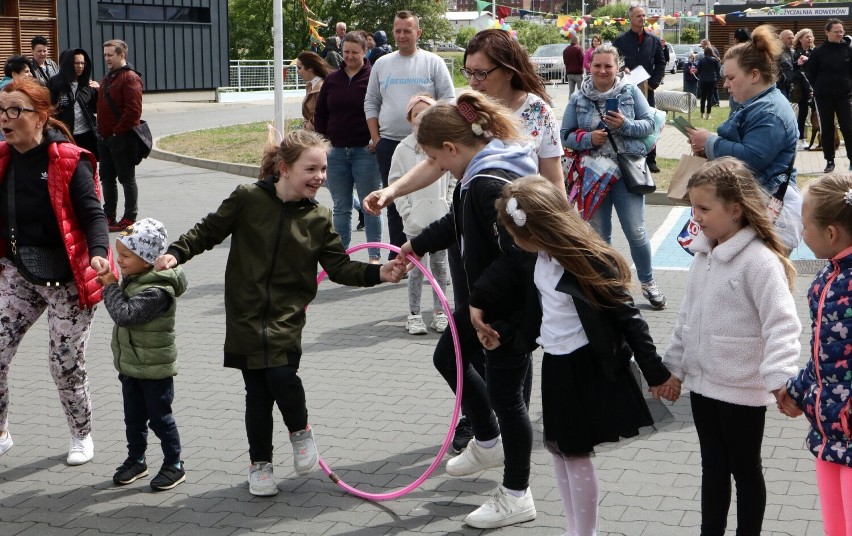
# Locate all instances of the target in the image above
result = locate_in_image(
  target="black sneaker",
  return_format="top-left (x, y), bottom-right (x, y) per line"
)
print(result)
top-left (150, 462), bottom-right (186, 491)
top-left (113, 457), bottom-right (148, 486)
top-left (451, 416), bottom-right (474, 454)
top-left (824, 160), bottom-right (835, 173)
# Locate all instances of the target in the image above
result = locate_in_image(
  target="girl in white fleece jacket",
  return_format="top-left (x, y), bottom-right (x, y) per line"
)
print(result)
top-left (663, 157), bottom-right (801, 536)
top-left (389, 95), bottom-right (456, 335)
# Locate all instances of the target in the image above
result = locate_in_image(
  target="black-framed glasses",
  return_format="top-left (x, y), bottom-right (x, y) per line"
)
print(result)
top-left (460, 66), bottom-right (499, 81)
top-left (0, 106), bottom-right (37, 119)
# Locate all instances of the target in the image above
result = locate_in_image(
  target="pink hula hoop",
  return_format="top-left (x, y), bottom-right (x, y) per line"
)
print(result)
top-left (314, 242), bottom-right (463, 501)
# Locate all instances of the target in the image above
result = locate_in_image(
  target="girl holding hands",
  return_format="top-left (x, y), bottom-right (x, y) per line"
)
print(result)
top-left (490, 175), bottom-right (680, 536)
top-left (663, 157), bottom-right (801, 536)
top-left (785, 173), bottom-right (852, 536)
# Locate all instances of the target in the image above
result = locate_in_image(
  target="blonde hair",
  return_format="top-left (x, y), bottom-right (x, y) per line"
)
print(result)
top-left (495, 175), bottom-right (633, 309)
top-left (724, 24), bottom-right (782, 84)
top-left (687, 157), bottom-right (796, 289)
top-left (415, 91), bottom-right (524, 149)
top-left (793, 28), bottom-right (814, 51)
top-left (259, 128), bottom-right (330, 179)
top-left (803, 173), bottom-right (852, 237)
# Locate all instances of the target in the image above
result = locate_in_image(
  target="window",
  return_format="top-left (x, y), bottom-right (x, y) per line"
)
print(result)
top-left (98, 3), bottom-right (210, 23)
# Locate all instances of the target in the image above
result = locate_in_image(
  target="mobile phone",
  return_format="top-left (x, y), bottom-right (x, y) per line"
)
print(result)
top-left (672, 116), bottom-right (695, 137)
top-left (605, 98), bottom-right (619, 114)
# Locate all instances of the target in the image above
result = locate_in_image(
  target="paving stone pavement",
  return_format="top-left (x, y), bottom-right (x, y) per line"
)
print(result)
top-left (0, 85), bottom-right (828, 535)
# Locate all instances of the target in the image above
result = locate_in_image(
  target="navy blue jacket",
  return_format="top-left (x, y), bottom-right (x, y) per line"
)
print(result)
top-left (613, 30), bottom-right (666, 89)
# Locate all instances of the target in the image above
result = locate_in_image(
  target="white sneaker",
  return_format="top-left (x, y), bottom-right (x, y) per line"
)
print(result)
top-left (797, 139), bottom-right (807, 150)
top-left (0, 431), bottom-right (12, 456)
top-left (290, 427), bottom-right (318, 476)
top-left (406, 314), bottom-right (427, 335)
top-left (67, 434), bottom-right (94, 465)
top-left (446, 436), bottom-right (504, 477)
top-left (464, 485), bottom-right (537, 529)
top-left (430, 312), bottom-right (449, 333)
top-left (248, 462), bottom-right (279, 496)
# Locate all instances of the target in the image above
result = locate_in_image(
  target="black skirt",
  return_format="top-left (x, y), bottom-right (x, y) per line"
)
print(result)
top-left (542, 345), bottom-right (654, 456)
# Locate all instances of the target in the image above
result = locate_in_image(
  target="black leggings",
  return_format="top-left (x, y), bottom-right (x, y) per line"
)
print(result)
top-left (433, 306), bottom-right (533, 490)
top-left (797, 93), bottom-right (812, 140)
top-left (242, 365), bottom-right (308, 463)
top-left (691, 392), bottom-right (767, 536)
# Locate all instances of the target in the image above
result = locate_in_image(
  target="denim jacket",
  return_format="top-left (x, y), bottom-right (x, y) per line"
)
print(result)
top-left (561, 82), bottom-right (654, 158)
top-left (705, 85), bottom-right (798, 194)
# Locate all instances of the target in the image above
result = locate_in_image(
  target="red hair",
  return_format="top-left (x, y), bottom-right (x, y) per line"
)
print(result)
top-left (3, 78), bottom-right (73, 140)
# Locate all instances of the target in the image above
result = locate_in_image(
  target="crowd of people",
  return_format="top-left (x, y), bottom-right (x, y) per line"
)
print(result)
top-left (0, 10), bottom-right (851, 536)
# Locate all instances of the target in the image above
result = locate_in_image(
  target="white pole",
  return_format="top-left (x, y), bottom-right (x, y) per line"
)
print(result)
top-left (273, 0), bottom-right (284, 136)
top-left (704, 0), bottom-right (709, 42)
top-left (582, 0), bottom-right (586, 46)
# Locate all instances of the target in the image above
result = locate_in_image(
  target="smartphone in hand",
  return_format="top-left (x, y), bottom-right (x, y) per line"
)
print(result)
top-left (672, 116), bottom-right (695, 137)
top-left (605, 98), bottom-right (619, 114)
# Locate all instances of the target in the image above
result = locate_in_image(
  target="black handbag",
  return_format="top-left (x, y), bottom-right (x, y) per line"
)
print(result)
top-left (5, 167), bottom-right (74, 286)
top-left (594, 101), bottom-right (656, 195)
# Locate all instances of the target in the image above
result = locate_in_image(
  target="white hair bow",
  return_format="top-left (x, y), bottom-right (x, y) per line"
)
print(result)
top-left (506, 197), bottom-right (527, 227)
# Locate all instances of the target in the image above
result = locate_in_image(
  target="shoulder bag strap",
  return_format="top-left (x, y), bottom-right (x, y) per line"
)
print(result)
top-left (590, 98), bottom-right (623, 155)
top-left (102, 69), bottom-right (124, 120)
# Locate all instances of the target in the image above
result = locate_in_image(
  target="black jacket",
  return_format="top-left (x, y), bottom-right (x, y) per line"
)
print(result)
top-left (48, 49), bottom-right (98, 141)
top-left (410, 169), bottom-right (538, 354)
top-left (533, 267), bottom-right (671, 386)
top-left (806, 39), bottom-right (852, 97)
top-left (613, 30), bottom-right (666, 89)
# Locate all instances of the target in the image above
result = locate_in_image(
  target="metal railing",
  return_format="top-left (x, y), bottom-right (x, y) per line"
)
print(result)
top-left (220, 57), bottom-right (455, 93)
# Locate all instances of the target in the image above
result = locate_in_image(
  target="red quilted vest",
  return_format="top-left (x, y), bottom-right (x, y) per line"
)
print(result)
top-left (0, 141), bottom-right (117, 308)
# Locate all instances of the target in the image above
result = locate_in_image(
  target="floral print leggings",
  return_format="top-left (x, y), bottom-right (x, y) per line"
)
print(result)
top-left (0, 258), bottom-right (95, 439)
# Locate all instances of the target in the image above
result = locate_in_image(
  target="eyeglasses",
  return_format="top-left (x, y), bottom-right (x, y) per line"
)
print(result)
top-left (0, 106), bottom-right (37, 119)
top-left (460, 66), bottom-right (499, 81)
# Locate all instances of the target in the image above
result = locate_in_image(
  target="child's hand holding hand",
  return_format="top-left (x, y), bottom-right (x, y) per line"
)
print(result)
top-left (98, 270), bottom-right (118, 286)
top-left (379, 257), bottom-right (406, 283)
top-left (90, 256), bottom-right (111, 275)
top-left (773, 389), bottom-right (802, 418)
top-left (651, 375), bottom-right (682, 402)
top-left (470, 306), bottom-right (501, 350)
top-left (154, 254), bottom-right (177, 271)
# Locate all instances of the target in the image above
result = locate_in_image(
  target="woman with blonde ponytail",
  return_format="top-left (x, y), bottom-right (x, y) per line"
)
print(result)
top-left (399, 91), bottom-right (539, 530)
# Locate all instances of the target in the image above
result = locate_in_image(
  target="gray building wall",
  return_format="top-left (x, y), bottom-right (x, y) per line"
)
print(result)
top-left (57, 0), bottom-right (228, 93)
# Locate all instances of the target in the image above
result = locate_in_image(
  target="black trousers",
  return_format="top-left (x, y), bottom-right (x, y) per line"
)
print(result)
top-left (433, 305), bottom-right (532, 490)
top-left (98, 134), bottom-right (138, 221)
top-left (375, 138), bottom-right (406, 259)
top-left (700, 82), bottom-right (717, 114)
top-left (814, 92), bottom-right (852, 161)
top-left (646, 88), bottom-right (657, 165)
top-left (120, 374), bottom-right (182, 465)
top-left (242, 365), bottom-right (308, 463)
top-left (797, 92), bottom-right (812, 140)
top-left (691, 392), bottom-right (767, 536)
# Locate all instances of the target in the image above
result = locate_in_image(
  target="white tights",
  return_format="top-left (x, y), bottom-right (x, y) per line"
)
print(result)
top-left (552, 452), bottom-right (598, 536)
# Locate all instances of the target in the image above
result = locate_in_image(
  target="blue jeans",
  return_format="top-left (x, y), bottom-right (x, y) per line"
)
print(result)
top-left (589, 178), bottom-right (654, 284)
top-left (326, 147), bottom-right (382, 259)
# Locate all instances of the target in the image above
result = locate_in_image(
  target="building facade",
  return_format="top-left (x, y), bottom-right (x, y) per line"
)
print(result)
top-left (1, 0), bottom-right (228, 99)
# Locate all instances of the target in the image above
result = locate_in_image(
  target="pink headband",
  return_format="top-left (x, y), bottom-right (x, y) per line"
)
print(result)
top-left (406, 95), bottom-right (436, 121)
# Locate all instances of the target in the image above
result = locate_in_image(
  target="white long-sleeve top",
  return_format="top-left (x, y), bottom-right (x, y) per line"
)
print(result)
top-left (663, 226), bottom-right (801, 406)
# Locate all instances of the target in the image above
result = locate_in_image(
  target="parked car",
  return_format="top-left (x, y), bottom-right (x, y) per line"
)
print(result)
top-left (664, 41), bottom-right (676, 74)
top-left (530, 43), bottom-right (569, 81)
top-left (673, 44), bottom-right (704, 71)
top-left (436, 43), bottom-right (465, 52)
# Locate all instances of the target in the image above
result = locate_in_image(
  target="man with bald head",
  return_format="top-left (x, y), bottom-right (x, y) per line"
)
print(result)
top-left (778, 29), bottom-right (795, 99)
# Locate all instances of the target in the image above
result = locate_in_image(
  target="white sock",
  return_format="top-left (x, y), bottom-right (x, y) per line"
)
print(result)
top-left (504, 486), bottom-right (526, 497)
top-left (478, 437), bottom-right (499, 449)
top-left (553, 453), bottom-right (598, 536)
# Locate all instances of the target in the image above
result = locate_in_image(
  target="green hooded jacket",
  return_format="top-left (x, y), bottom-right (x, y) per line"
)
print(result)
top-left (166, 178), bottom-right (382, 370)
top-left (112, 267), bottom-right (188, 379)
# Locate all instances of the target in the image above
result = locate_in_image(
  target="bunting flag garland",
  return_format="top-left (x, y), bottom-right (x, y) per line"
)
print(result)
top-left (300, 0), bottom-right (326, 45)
top-left (473, 0), bottom-right (816, 29)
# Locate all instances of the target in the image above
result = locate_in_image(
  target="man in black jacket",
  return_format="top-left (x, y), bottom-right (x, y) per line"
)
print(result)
top-left (613, 5), bottom-right (665, 172)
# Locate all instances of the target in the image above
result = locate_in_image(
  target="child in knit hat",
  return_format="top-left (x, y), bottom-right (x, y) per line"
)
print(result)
top-left (98, 218), bottom-right (189, 491)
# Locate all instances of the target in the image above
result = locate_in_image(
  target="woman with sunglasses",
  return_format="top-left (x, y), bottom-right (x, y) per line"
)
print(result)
top-left (0, 78), bottom-right (113, 465)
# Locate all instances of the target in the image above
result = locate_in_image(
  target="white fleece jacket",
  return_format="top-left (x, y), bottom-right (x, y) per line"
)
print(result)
top-left (663, 227), bottom-right (801, 406)
top-left (388, 133), bottom-right (456, 236)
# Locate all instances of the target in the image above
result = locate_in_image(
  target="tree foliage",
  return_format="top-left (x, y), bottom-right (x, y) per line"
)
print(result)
top-left (455, 26), bottom-right (477, 49)
top-left (512, 21), bottom-right (563, 53)
top-left (229, 0), bottom-right (453, 60)
top-left (680, 27), bottom-right (699, 44)
top-left (590, 3), bottom-right (630, 19)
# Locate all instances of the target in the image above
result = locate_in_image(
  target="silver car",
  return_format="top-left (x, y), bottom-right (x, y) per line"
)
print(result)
top-left (530, 43), bottom-right (569, 81)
